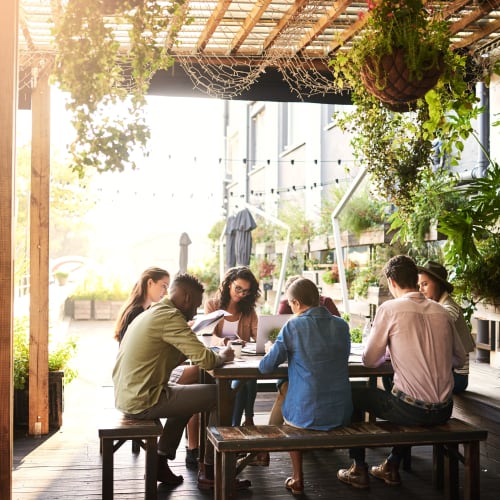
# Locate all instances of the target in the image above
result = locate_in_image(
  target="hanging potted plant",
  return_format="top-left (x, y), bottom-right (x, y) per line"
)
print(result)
top-left (52, 0), bottom-right (187, 178)
top-left (329, 0), bottom-right (483, 215)
top-left (354, 0), bottom-right (450, 109)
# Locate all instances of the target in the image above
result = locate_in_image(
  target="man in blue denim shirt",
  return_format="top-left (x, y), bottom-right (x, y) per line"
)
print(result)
top-left (259, 278), bottom-right (352, 495)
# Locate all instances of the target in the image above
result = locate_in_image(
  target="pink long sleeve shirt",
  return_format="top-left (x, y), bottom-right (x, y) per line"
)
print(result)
top-left (362, 292), bottom-right (467, 404)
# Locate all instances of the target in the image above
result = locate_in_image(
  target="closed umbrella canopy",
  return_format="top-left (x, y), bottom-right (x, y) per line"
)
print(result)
top-left (225, 214), bottom-right (237, 269)
top-left (234, 208), bottom-right (257, 266)
top-left (179, 232), bottom-right (192, 274)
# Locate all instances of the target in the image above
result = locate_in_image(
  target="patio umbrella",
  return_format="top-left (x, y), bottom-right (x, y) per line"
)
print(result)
top-left (179, 232), bottom-right (192, 274)
top-left (225, 214), bottom-right (237, 269)
top-left (234, 208), bottom-right (257, 266)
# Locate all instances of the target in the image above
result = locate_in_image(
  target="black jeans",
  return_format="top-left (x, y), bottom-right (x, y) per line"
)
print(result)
top-left (349, 386), bottom-right (453, 464)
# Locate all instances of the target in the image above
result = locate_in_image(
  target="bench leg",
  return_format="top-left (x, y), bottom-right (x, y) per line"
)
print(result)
top-left (433, 443), bottom-right (444, 489)
top-left (102, 438), bottom-right (114, 500)
top-left (144, 437), bottom-right (158, 500)
top-left (463, 441), bottom-right (480, 500)
top-left (443, 443), bottom-right (459, 500)
top-left (220, 452), bottom-right (237, 500)
top-left (214, 450), bottom-right (223, 500)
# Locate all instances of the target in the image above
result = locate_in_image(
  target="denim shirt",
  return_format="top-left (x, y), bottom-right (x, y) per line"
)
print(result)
top-left (259, 307), bottom-right (353, 430)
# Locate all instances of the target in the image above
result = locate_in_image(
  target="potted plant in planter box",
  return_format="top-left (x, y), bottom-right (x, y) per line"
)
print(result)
top-left (14, 315), bottom-right (78, 429)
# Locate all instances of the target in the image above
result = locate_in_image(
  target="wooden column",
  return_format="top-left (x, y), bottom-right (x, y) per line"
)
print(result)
top-left (0, 0), bottom-right (18, 498)
top-left (29, 65), bottom-right (51, 436)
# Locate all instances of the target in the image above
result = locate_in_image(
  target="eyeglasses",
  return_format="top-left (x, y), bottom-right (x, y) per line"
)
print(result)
top-left (232, 283), bottom-right (251, 296)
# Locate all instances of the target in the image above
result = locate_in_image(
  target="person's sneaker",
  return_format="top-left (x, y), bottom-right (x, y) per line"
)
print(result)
top-left (185, 447), bottom-right (199, 468)
top-left (370, 459), bottom-right (401, 485)
top-left (337, 463), bottom-right (370, 489)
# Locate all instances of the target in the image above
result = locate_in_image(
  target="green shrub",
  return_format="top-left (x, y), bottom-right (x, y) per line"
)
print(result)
top-left (14, 315), bottom-right (78, 390)
top-left (350, 327), bottom-right (363, 344)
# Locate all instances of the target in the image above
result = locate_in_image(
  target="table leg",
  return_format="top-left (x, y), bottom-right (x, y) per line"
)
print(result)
top-left (217, 379), bottom-right (235, 425)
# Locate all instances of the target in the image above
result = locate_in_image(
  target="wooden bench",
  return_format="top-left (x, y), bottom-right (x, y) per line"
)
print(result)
top-left (207, 418), bottom-right (487, 500)
top-left (98, 412), bottom-right (163, 500)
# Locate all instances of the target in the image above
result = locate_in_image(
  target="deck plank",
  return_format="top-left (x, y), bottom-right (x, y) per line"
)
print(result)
top-left (13, 320), bottom-right (500, 499)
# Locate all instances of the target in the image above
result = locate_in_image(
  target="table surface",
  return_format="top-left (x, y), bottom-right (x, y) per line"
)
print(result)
top-left (210, 354), bottom-right (393, 379)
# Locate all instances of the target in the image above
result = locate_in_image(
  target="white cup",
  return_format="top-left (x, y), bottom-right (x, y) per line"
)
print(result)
top-left (230, 341), bottom-right (243, 358)
top-left (198, 333), bottom-right (213, 347)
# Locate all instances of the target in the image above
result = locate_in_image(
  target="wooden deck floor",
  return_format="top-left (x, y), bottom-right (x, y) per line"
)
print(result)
top-left (13, 320), bottom-right (500, 499)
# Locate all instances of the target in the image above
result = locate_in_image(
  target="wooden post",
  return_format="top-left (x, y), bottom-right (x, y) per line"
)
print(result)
top-left (0, 0), bottom-right (18, 497)
top-left (29, 64), bottom-right (51, 436)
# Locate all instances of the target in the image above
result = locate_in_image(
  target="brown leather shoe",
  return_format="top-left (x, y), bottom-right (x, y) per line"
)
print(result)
top-left (156, 455), bottom-right (183, 485)
top-left (197, 463), bottom-right (214, 490)
top-left (197, 463), bottom-right (252, 491)
top-left (337, 463), bottom-right (369, 489)
top-left (370, 459), bottom-right (401, 485)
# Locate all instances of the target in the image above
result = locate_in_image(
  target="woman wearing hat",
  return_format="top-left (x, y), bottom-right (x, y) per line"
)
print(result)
top-left (417, 261), bottom-right (476, 394)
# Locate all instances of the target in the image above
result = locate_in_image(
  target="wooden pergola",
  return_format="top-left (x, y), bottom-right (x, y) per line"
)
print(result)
top-left (1, 1), bottom-right (500, 498)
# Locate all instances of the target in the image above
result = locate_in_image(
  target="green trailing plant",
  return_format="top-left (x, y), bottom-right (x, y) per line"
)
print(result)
top-left (14, 315), bottom-right (78, 391)
top-left (329, 0), bottom-right (481, 216)
top-left (52, 0), bottom-right (187, 178)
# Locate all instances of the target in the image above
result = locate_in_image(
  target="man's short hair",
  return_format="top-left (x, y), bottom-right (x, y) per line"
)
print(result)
top-left (287, 278), bottom-right (320, 307)
top-left (172, 273), bottom-right (204, 295)
top-left (383, 255), bottom-right (418, 290)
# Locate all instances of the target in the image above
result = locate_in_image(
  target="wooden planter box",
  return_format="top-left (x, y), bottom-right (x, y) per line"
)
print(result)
top-left (73, 299), bottom-right (92, 320)
top-left (111, 300), bottom-right (124, 320)
top-left (255, 242), bottom-right (274, 255)
top-left (14, 371), bottom-right (64, 430)
top-left (94, 300), bottom-right (112, 320)
top-left (274, 240), bottom-right (289, 254)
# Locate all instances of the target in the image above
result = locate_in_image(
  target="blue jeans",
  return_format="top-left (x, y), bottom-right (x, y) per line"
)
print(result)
top-left (452, 372), bottom-right (468, 394)
top-left (349, 386), bottom-right (453, 465)
top-left (231, 379), bottom-right (258, 426)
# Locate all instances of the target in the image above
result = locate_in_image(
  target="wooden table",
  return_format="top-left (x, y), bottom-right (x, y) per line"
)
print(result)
top-left (198, 354), bottom-right (393, 462)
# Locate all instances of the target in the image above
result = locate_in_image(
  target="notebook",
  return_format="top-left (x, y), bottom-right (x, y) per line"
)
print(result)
top-left (242, 314), bottom-right (293, 355)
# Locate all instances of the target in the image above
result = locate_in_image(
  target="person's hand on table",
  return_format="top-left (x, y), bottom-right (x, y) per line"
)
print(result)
top-left (218, 345), bottom-right (235, 364)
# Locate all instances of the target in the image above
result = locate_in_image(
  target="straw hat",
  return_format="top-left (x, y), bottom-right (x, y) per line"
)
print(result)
top-left (417, 261), bottom-right (454, 293)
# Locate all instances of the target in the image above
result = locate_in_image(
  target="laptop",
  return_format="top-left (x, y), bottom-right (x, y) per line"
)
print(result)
top-left (242, 314), bottom-right (293, 355)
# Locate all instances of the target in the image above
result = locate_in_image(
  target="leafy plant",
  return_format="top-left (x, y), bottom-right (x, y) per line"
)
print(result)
top-left (351, 265), bottom-right (382, 298)
top-left (438, 157), bottom-right (500, 304)
top-left (350, 327), bottom-right (363, 344)
top-left (322, 182), bottom-right (387, 236)
top-left (14, 315), bottom-right (78, 391)
top-left (52, 0), bottom-right (187, 177)
top-left (329, 0), bottom-right (481, 215)
top-left (268, 328), bottom-right (281, 342)
top-left (70, 272), bottom-right (128, 300)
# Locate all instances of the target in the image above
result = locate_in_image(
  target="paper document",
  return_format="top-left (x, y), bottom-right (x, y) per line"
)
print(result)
top-left (191, 310), bottom-right (231, 333)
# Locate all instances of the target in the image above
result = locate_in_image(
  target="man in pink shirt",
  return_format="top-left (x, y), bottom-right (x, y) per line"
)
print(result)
top-left (338, 255), bottom-right (466, 489)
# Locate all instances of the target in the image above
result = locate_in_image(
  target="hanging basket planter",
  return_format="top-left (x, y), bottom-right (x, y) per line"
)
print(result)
top-left (360, 48), bottom-right (444, 110)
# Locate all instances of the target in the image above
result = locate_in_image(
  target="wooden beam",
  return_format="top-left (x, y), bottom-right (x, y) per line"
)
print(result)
top-left (449, 0), bottom-right (500, 35)
top-left (196, 0), bottom-right (232, 53)
top-left (263, 0), bottom-right (309, 51)
top-left (229, 0), bottom-right (272, 55)
top-left (452, 17), bottom-right (500, 49)
top-left (297, 0), bottom-right (353, 54)
top-left (0, 0), bottom-right (18, 497)
top-left (29, 63), bottom-right (51, 436)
